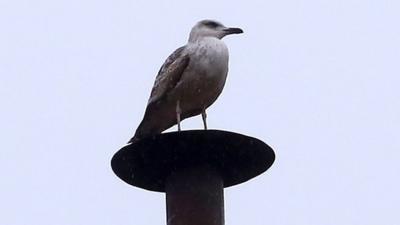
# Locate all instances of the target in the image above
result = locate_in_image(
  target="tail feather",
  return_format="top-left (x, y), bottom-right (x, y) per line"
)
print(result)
top-left (128, 118), bottom-right (154, 144)
top-left (128, 135), bottom-right (140, 144)
top-left (129, 103), bottom-right (178, 144)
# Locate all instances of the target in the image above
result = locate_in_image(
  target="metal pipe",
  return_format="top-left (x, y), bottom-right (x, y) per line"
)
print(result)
top-left (166, 165), bottom-right (224, 225)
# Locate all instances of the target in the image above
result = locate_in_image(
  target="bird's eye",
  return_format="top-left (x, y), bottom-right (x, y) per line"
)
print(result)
top-left (204, 21), bottom-right (220, 28)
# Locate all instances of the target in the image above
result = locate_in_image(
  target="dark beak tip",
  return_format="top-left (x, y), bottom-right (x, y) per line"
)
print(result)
top-left (224, 27), bottom-right (244, 34)
top-left (236, 28), bottom-right (244, 34)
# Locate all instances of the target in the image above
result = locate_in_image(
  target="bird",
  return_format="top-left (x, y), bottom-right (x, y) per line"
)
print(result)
top-left (129, 19), bottom-right (243, 143)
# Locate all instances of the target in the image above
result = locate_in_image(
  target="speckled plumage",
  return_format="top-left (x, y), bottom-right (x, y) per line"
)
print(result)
top-left (130, 20), bottom-right (243, 143)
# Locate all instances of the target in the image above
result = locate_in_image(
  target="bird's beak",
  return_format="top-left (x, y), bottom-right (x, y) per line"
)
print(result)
top-left (223, 27), bottom-right (244, 35)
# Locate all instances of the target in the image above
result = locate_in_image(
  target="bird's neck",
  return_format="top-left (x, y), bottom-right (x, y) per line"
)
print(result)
top-left (188, 36), bottom-right (221, 44)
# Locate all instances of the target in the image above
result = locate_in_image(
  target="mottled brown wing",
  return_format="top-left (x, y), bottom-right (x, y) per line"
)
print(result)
top-left (147, 46), bottom-right (190, 105)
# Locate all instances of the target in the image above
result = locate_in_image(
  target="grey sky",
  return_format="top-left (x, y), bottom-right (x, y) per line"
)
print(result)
top-left (1, 0), bottom-right (399, 225)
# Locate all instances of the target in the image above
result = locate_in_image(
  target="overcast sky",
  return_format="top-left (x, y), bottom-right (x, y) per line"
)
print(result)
top-left (1, 0), bottom-right (399, 225)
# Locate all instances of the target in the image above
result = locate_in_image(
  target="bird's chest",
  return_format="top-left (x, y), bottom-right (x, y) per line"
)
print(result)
top-left (184, 40), bottom-right (229, 89)
top-left (191, 40), bottom-right (229, 78)
top-left (174, 39), bottom-right (229, 108)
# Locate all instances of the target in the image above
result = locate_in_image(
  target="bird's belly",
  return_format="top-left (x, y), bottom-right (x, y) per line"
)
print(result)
top-left (164, 38), bottom-right (230, 118)
top-left (181, 71), bottom-right (226, 105)
top-left (174, 55), bottom-right (228, 115)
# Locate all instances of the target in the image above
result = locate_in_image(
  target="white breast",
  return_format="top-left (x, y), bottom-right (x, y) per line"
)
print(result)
top-left (175, 37), bottom-right (230, 110)
top-left (185, 37), bottom-right (229, 88)
top-left (192, 37), bottom-right (229, 77)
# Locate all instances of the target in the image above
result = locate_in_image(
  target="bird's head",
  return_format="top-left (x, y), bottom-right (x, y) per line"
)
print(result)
top-left (189, 20), bottom-right (243, 42)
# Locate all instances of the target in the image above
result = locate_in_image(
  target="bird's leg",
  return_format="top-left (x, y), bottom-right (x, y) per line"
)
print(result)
top-left (201, 109), bottom-right (207, 130)
top-left (176, 100), bottom-right (181, 132)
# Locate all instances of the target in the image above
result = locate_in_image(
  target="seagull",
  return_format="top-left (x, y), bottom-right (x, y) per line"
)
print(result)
top-left (129, 19), bottom-right (243, 143)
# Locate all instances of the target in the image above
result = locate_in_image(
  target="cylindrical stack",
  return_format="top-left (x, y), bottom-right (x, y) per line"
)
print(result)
top-left (111, 130), bottom-right (275, 225)
top-left (166, 165), bottom-right (224, 225)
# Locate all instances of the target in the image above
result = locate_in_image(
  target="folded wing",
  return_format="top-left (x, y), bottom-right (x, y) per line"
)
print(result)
top-left (148, 46), bottom-right (190, 105)
top-left (130, 46), bottom-right (190, 143)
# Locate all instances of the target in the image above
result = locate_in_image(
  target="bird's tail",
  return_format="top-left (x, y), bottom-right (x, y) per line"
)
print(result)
top-left (128, 135), bottom-right (140, 144)
top-left (127, 119), bottom-right (151, 144)
top-left (128, 107), bottom-right (173, 144)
